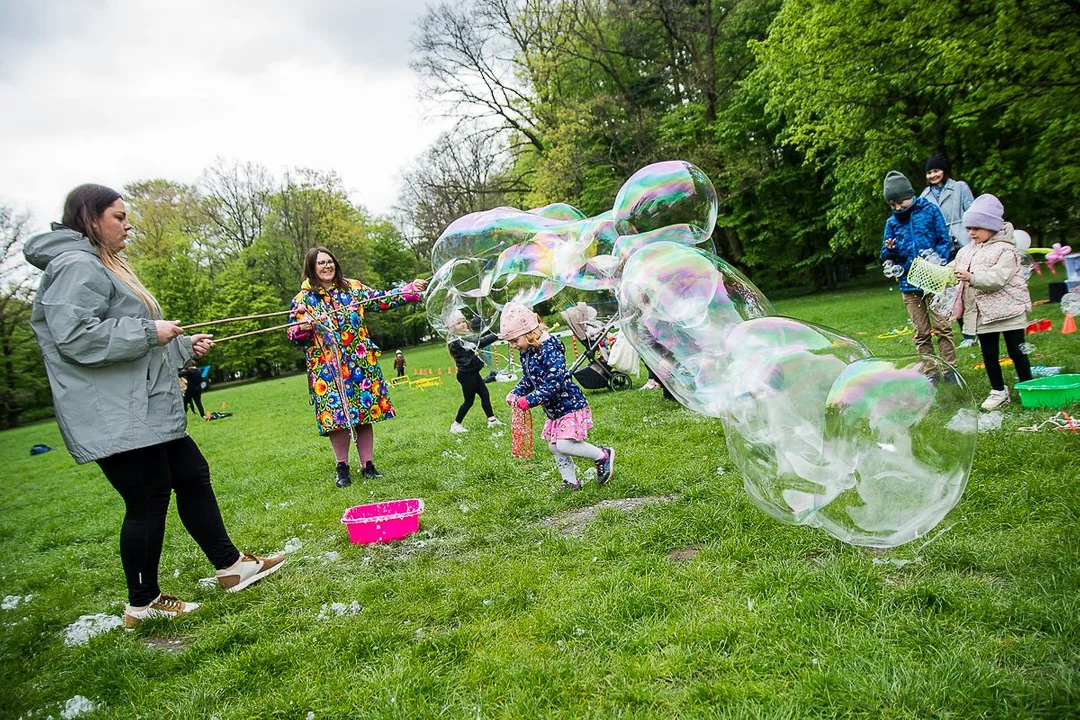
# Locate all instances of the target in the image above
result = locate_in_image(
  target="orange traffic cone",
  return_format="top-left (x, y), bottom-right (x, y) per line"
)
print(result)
top-left (1063, 314), bottom-right (1077, 334)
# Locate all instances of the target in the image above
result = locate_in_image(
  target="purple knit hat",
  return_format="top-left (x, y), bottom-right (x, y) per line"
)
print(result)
top-left (962, 194), bottom-right (1004, 232)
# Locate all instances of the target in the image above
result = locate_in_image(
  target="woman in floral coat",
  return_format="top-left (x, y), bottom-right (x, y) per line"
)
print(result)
top-left (288, 247), bottom-right (427, 487)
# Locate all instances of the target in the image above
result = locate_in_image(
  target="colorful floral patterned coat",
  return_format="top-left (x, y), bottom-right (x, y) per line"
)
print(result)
top-left (288, 279), bottom-right (421, 435)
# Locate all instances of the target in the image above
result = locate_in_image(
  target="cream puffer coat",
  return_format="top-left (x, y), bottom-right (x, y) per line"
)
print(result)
top-left (951, 222), bottom-right (1031, 335)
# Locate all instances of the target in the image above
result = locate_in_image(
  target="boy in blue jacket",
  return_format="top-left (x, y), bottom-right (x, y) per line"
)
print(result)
top-left (880, 170), bottom-right (957, 366)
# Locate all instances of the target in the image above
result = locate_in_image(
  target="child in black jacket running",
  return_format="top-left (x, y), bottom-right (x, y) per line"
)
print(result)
top-left (447, 312), bottom-right (502, 434)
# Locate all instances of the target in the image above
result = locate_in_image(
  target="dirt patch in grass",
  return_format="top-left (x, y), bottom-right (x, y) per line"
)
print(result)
top-left (143, 637), bottom-right (188, 653)
top-left (541, 495), bottom-right (677, 537)
top-left (668, 544), bottom-right (701, 562)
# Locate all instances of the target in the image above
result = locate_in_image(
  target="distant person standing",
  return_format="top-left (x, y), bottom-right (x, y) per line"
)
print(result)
top-left (180, 361), bottom-right (206, 419)
top-left (393, 350), bottom-right (406, 378)
top-left (880, 170), bottom-right (957, 367)
top-left (920, 154), bottom-right (977, 346)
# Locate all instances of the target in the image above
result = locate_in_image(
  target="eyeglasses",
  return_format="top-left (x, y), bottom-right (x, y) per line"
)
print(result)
top-left (315, 260), bottom-right (336, 268)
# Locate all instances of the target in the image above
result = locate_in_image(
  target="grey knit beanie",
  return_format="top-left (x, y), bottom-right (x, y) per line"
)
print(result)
top-left (962, 194), bottom-right (1004, 232)
top-left (883, 171), bottom-right (915, 203)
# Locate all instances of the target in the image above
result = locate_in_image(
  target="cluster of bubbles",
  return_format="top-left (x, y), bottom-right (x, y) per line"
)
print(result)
top-left (1019, 342), bottom-right (1037, 355)
top-left (881, 260), bottom-right (904, 279)
top-left (1061, 290), bottom-right (1080, 317)
top-left (928, 285), bottom-right (958, 318)
top-left (920, 249), bottom-right (946, 266)
top-left (427, 161), bottom-right (975, 548)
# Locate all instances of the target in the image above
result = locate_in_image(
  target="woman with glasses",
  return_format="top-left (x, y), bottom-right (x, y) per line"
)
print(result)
top-left (288, 247), bottom-right (428, 487)
top-left (879, 170), bottom-right (958, 367)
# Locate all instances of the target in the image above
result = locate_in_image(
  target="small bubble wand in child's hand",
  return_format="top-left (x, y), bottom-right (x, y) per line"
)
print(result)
top-left (511, 404), bottom-right (533, 459)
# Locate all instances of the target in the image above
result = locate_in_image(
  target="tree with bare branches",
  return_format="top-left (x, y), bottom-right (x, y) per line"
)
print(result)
top-left (198, 157), bottom-right (275, 257)
top-left (395, 127), bottom-right (529, 262)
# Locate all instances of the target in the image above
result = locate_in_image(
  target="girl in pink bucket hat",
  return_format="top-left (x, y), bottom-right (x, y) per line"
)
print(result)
top-left (500, 302), bottom-right (615, 491)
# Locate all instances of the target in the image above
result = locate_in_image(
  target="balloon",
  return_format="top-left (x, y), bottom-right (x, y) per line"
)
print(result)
top-left (1013, 229), bottom-right (1031, 253)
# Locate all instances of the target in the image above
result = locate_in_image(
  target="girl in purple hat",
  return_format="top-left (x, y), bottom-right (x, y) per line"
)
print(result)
top-left (952, 194), bottom-right (1033, 411)
top-left (500, 302), bottom-right (615, 491)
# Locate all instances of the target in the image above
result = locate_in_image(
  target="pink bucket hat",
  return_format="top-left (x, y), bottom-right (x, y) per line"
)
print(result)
top-left (498, 302), bottom-right (540, 340)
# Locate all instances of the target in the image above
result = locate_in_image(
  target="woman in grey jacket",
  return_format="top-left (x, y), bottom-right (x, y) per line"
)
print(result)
top-left (920, 154), bottom-right (976, 345)
top-left (24, 184), bottom-right (284, 627)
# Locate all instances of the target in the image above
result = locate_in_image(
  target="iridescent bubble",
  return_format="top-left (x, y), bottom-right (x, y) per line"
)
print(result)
top-left (612, 224), bottom-right (705, 261)
top-left (529, 202), bottom-right (587, 221)
top-left (617, 242), bottom-right (774, 417)
top-left (814, 355), bottom-right (974, 547)
top-left (428, 160), bottom-right (976, 548)
top-left (611, 161), bottom-right (717, 240)
top-left (431, 207), bottom-right (549, 271)
top-left (1019, 342), bottom-right (1035, 355)
top-left (722, 318), bottom-right (874, 524)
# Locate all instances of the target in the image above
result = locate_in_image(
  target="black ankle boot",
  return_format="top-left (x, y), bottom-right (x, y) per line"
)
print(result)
top-left (361, 461), bottom-right (382, 479)
top-left (335, 462), bottom-right (351, 488)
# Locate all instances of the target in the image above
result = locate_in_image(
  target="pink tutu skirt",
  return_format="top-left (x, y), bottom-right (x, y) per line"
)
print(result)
top-left (541, 407), bottom-right (594, 442)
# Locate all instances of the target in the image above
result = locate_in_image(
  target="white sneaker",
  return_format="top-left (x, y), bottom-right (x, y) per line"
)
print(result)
top-left (216, 553), bottom-right (286, 593)
top-left (958, 338), bottom-right (978, 349)
top-left (980, 388), bottom-right (1010, 411)
top-left (124, 593), bottom-right (201, 628)
top-left (449, 422), bottom-right (469, 434)
top-left (640, 379), bottom-right (660, 390)
top-left (487, 417), bottom-right (503, 427)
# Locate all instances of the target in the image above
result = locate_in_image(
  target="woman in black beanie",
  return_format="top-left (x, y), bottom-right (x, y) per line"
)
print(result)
top-left (920, 154), bottom-right (975, 345)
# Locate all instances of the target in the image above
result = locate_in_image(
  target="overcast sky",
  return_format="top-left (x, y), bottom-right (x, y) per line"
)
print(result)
top-left (0, 0), bottom-right (452, 235)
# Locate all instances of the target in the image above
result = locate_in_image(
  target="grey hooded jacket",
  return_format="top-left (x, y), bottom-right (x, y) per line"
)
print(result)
top-left (24, 225), bottom-right (194, 463)
top-left (920, 178), bottom-right (975, 251)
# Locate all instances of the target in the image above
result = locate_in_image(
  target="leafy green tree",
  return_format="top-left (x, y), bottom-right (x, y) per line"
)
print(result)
top-left (752, 0), bottom-right (1080, 248)
top-left (0, 205), bottom-right (51, 427)
top-left (124, 179), bottom-right (213, 324)
top-left (201, 263), bottom-right (297, 379)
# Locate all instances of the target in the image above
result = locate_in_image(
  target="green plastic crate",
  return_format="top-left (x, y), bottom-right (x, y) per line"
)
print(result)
top-left (1015, 374), bottom-right (1080, 408)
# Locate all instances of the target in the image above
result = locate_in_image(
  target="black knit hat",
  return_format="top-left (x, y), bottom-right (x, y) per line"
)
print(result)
top-left (924, 154), bottom-right (949, 174)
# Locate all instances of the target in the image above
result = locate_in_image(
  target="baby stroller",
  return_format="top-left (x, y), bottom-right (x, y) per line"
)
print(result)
top-left (560, 303), bottom-right (633, 392)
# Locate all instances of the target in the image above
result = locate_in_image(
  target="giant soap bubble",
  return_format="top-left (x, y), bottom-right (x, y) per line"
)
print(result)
top-left (429, 160), bottom-right (975, 548)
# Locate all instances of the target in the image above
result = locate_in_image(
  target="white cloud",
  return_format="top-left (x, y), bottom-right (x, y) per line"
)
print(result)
top-left (0, 0), bottom-right (451, 234)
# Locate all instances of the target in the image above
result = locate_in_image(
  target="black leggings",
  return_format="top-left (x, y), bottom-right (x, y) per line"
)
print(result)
top-left (96, 436), bottom-right (240, 606)
top-left (978, 328), bottom-right (1032, 391)
top-left (455, 372), bottom-right (494, 423)
top-left (184, 391), bottom-right (205, 418)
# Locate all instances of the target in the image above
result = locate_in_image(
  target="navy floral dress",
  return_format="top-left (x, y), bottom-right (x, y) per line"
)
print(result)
top-left (512, 335), bottom-right (593, 441)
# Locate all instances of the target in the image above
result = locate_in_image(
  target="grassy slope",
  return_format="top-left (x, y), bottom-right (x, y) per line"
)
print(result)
top-left (0, 279), bottom-right (1077, 719)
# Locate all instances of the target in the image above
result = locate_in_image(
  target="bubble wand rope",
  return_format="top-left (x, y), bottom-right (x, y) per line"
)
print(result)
top-left (180, 287), bottom-right (423, 331)
top-left (212, 321), bottom-right (303, 343)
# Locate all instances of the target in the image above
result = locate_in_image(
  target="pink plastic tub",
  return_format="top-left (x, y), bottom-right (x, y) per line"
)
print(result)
top-left (341, 499), bottom-right (424, 544)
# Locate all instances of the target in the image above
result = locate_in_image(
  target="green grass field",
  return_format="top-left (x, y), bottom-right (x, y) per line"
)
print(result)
top-left (2, 279), bottom-right (1078, 719)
